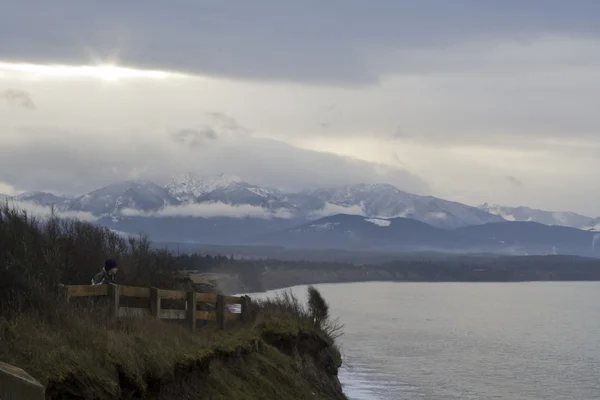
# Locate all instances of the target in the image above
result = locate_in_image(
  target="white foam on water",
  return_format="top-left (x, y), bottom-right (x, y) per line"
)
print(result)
top-left (340, 364), bottom-right (422, 400)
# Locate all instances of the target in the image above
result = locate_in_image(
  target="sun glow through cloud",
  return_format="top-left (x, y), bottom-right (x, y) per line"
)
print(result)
top-left (0, 62), bottom-right (186, 82)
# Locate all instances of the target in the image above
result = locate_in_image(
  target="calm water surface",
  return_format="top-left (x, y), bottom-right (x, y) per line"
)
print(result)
top-left (248, 282), bottom-right (600, 399)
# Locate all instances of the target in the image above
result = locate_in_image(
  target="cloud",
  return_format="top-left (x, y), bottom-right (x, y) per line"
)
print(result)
top-left (0, 124), bottom-right (429, 196)
top-left (169, 113), bottom-right (250, 148)
top-left (593, 233), bottom-right (600, 253)
top-left (426, 212), bottom-right (448, 220)
top-left (2, 1), bottom-right (600, 85)
top-left (391, 126), bottom-right (409, 139)
top-left (0, 182), bottom-right (22, 196)
top-left (1, 89), bottom-right (35, 109)
top-left (171, 128), bottom-right (218, 147)
top-left (108, 228), bottom-right (135, 238)
top-left (505, 176), bottom-right (523, 187)
top-left (120, 202), bottom-right (294, 219)
top-left (1, 199), bottom-right (97, 222)
top-left (391, 152), bottom-right (405, 167)
top-left (205, 112), bottom-right (250, 136)
top-left (1, 1), bottom-right (600, 217)
top-left (121, 201), bottom-right (370, 220)
top-left (308, 203), bottom-right (365, 219)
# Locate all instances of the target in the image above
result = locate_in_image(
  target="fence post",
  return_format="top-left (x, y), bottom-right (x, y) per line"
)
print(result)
top-left (186, 291), bottom-right (197, 331)
top-left (150, 287), bottom-right (161, 318)
top-left (107, 284), bottom-right (120, 318)
top-left (240, 295), bottom-right (251, 322)
top-left (216, 294), bottom-right (225, 329)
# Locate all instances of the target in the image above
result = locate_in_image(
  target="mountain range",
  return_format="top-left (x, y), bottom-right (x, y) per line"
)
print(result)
top-left (4, 173), bottom-right (508, 227)
top-left (479, 203), bottom-right (600, 231)
top-left (2, 173), bottom-right (599, 257)
top-left (253, 214), bottom-right (599, 256)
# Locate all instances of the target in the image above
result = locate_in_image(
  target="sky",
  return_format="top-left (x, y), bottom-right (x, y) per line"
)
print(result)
top-left (1, 0), bottom-right (600, 216)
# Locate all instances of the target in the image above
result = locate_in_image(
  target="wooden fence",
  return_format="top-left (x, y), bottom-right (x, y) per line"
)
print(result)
top-left (63, 284), bottom-right (251, 330)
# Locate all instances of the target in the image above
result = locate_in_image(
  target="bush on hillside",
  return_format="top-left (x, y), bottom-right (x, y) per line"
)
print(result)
top-left (255, 287), bottom-right (343, 343)
top-left (0, 204), bottom-right (191, 317)
top-left (308, 285), bottom-right (329, 327)
top-left (307, 286), bottom-right (343, 341)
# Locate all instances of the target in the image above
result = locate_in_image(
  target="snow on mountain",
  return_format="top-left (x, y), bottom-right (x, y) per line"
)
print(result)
top-left (2, 176), bottom-right (505, 228)
top-left (257, 213), bottom-right (479, 251)
top-left (166, 173), bottom-right (293, 211)
top-left (67, 180), bottom-right (179, 216)
top-left (584, 217), bottom-right (600, 232)
top-left (166, 173), bottom-right (244, 201)
top-left (0, 191), bottom-right (72, 208)
top-left (311, 184), bottom-right (503, 228)
top-left (365, 218), bottom-right (391, 227)
top-left (14, 191), bottom-right (72, 208)
top-left (479, 203), bottom-right (598, 230)
top-left (10, 174), bottom-right (598, 233)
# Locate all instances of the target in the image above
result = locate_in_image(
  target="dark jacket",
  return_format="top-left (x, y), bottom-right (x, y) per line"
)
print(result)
top-left (91, 268), bottom-right (116, 285)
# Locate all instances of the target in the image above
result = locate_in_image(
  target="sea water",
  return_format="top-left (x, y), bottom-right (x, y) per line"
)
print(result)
top-left (248, 281), bottom-right (600, 399)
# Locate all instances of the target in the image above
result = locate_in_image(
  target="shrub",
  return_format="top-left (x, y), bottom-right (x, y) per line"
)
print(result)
top-left (307, 285), bottom-right (329, 328)
top-left (254, 287), bottom-right (343, 343)
top-left (0, 203), bottom-right (191, 317)
top-left (307, 286), bottom-right (343, 341)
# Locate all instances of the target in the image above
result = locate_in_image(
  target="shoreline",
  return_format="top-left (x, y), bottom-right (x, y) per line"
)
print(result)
top-left (216, 273), bottom-right (600, 296)
top-left (186, 253), bottom-right (600, 295)
top-left (230, 280), bottom-right (600, 302)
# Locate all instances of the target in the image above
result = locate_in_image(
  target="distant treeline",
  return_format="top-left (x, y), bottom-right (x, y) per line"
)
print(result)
top-left (174, 253), bottom-right (236, 272)
top-left (175, 251), bottom-right (600, 280)
top-left (170, 250), bottom-right (600, 292)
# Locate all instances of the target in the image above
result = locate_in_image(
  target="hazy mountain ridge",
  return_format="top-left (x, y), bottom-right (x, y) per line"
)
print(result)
top-left (255, 215), bottom-right (600, 257)
top-left (253, 214), bottom-right (482, 251)
top-left (14, 191), bottom-right (74, 207)
top-left (311, 184), bottom-right (504, 228)
top-left (68, 180), bottom-right (181, 216)
top-left (479, 203), bottom-right (599, 231)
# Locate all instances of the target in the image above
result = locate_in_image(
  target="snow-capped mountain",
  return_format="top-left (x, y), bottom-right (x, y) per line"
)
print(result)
top-left (166, 173), bottom-right (245, 202)
top-left (0, 174), bottom-right (515, 228)
top-left (162, 176), bottom-right (505, 227)
top-left (312, 184), bottom-right (504, 228)
top-left (479, 203), bottom-right (599, 231)
top-left (67, 180), bottom-right (180, 216)
top-left (13, 191), bottom-right (73, 207)
top-left (5, 173), bottom-right (596, 232)
top-left (2, 174), bottom-right (599, 256)
top-left (165, 173), bottom-right (292, 210)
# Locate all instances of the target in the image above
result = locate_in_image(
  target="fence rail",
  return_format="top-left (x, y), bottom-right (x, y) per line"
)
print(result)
top-left (63, 284), bottom-right (251, 330)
